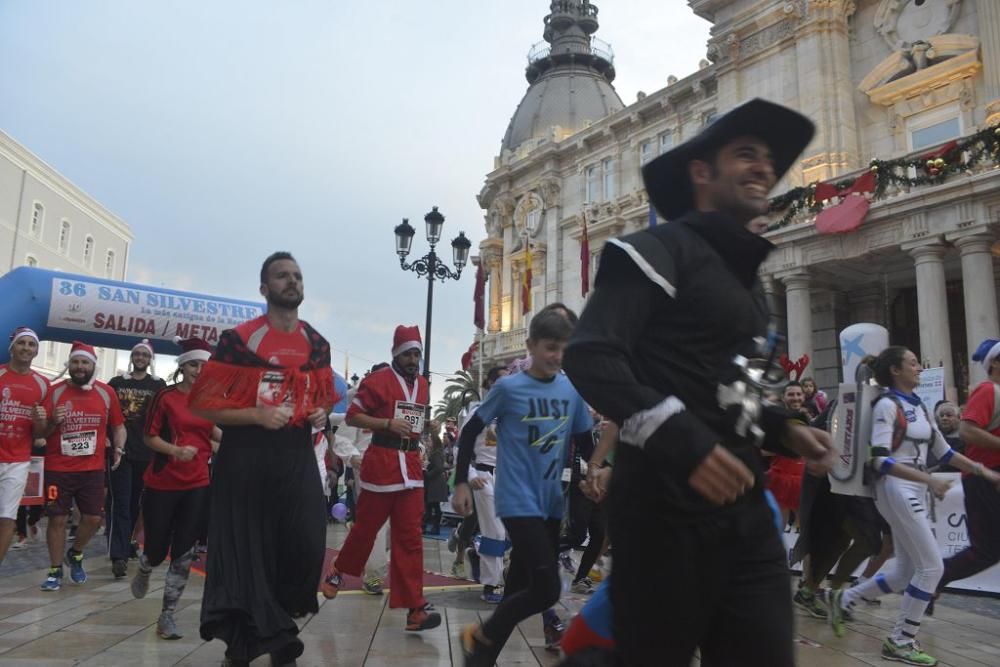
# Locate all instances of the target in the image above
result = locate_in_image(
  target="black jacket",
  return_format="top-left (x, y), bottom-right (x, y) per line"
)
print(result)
top-left (564, 211), bottom-right (795, 518)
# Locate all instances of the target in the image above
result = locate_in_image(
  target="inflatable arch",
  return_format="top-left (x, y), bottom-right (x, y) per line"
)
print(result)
top-left (0, 267), bottom-right (350, 411)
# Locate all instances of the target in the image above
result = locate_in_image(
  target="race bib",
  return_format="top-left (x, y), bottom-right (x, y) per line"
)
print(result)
top-left (61, 430), bottom-right (97, 457)
top-left (257, 371), bottom-right (293, 409)
top-left (394, 401), bottom-right (426, 436)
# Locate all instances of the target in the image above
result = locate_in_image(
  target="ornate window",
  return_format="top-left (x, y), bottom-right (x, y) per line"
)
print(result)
top-left (105, 250), bottom-right (116, 278)
top-left (585, 165), bottom-right (600, 203)
top-left (659, 130), bottom-right (674, 154)
top-left (640, 140), bottom-right (655, 165)
top-left (30, 202), bottom-right (44, 237)
top-left (58, 220), bottom-right (71, 254)
top-left (83, 236), bottom-right (95, 267)
top-left (602, 157), bottom-right (616, 200)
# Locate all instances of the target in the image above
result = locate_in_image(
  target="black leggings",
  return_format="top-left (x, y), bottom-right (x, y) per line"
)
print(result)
top-left (16, 505), bottom-right (44, 537)
top-left (482, 517), bottom-right (561, 650)
top-left (574, 501), bottom-right (607, 583)
top-left (142, 486), bottom-right (209, 566)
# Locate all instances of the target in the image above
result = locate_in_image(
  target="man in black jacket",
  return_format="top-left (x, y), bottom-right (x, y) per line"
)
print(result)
top-left (563, 99), bottom-right (835, 667)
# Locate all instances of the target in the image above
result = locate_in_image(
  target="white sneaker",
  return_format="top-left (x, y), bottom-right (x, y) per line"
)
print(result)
top-left (9, 537), bottom-right (27, 550)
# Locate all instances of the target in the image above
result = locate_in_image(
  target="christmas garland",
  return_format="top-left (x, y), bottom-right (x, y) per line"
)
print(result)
top-left (768, 125), bottom-right (1000, 230)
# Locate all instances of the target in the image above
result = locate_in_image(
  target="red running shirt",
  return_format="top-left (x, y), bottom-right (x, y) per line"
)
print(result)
top-left (144, 386), bottom-right (215, 490)
top-left (43, 381), bottom-right (124, 472)
top-left (235, 316), bottom-right (311, 368)
top-left (0, 366), bottom-right (50, 462)
top-left (961, 381), bottom-right (1000, 471)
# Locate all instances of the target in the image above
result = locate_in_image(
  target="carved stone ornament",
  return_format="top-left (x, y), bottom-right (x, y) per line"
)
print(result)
top-left (874, 0), bottom-right (963, 51)
top-left (539, 179), bottom-right (561, 208)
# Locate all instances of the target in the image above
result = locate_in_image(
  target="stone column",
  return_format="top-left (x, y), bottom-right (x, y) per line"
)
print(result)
top-left (781, 272), bottom-right (813, 370)
top-left (978, 0), bottom-right (1000, 125)
top-left (907, 242), bottom-right (955, 394)
top-left (488, 256), bottom-right (502, 334)
top-left (953, 233), bottom-right (1000, 386)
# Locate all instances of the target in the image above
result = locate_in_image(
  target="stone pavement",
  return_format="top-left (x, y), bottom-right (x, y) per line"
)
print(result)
top-left (0, 523), bottom-right (998, 666)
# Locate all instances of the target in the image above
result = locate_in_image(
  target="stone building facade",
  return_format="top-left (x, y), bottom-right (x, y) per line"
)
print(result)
top-left (0, 129), bottom-right (133, 378)
top-left (476, 0), bottom-right (1000, 402)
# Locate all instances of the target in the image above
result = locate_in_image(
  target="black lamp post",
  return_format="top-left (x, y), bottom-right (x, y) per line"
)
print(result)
top-left (394, 206), bottom-right (471, 381)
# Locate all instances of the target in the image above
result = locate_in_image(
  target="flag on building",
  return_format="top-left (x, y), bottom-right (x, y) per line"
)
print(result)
top-left (521, 242), bottom-right (533, 315)
top-left (580, 211), bottom-right (590, 297)
top-left (473, 263), bottom-right (486, 330)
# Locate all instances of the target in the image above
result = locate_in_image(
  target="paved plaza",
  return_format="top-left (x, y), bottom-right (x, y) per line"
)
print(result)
top-left (1, 523), bottom-right (998, 666)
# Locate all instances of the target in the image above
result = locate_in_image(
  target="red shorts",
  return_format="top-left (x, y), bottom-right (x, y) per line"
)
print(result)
top-left (45, 470), bottom-right (105, 517)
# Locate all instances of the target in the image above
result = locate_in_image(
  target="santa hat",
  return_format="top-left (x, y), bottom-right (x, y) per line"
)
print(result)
top-left (972, 338), bottom-right (1000, 373)
top-left (65, 341), bottom-right (97, 390)
top-left (174, 336), bottom-right (212, 366)
top-left (69, 341), bottom-right (98, 364)
top-left (392, 325), bottom-right (422, 358)
top-left (131, 339), bottom-right (155, 356)
top-left (8, 326), bottom-right (39, 349)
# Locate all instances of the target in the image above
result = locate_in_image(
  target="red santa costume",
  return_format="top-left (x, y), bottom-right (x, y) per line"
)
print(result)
top-left (322, 326), bottom-right (440, 631)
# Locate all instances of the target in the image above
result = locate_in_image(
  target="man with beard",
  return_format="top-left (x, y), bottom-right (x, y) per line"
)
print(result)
top-left (0, 327), bottom-right (50, 566)
top-left (320, 325), bottom-right (442, 633)
top-left (37, 342), bottom-right (125, 590)
top-left (106, 339), bottom-right (165, 578)
top-left (190, 252), bottom-right (334, 667)
top-left (563, 99), bottom-right (835, 666)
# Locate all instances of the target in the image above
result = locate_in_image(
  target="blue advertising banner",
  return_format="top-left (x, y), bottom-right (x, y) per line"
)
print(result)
top-left (0, 267), bottom-right (264, 363)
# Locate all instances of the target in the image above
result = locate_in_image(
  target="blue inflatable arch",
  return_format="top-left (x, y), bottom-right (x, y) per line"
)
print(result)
top-left (0, 267), bottom-right (350, 411)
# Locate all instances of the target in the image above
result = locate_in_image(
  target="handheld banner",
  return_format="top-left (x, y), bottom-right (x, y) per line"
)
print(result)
top-left (0, 267), bottom-right (264, 363)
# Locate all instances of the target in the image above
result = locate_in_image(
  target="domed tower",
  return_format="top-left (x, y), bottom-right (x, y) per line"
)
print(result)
top-left (501, 1), bottom-right (624, 153)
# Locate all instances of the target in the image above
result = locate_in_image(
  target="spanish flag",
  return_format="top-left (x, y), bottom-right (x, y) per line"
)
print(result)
top-left (522, 242), bottom-right (532, 315)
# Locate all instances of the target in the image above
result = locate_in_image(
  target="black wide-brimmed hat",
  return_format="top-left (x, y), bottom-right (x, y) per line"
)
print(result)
top-left (642, 98), bottom-right (815, 221)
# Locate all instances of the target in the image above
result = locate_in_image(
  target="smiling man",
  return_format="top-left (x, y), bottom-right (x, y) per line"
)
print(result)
top-left (563, 99), bottom-right (836, 666)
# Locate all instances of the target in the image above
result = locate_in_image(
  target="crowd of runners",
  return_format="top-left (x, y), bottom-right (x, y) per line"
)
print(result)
top-left (2, 100), bottom-right (1000, 667)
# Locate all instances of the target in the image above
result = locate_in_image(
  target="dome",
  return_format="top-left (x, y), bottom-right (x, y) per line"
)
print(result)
top-left (501, 66), bottom-right (624, 152)
top-left (500, 1), bottom-right (624, 153)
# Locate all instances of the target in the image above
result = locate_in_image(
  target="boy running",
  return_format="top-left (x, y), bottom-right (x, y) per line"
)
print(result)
top-left (452, 309), bottom-right (594, 665)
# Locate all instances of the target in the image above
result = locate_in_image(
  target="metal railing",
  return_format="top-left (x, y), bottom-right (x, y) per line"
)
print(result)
top-left (527, 37), bottom-right (614, 65)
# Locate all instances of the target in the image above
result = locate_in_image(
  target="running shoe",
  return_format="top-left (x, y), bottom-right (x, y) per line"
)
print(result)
top-left (461, 623), bottom-right (496, 667)
top-left (129, 540), bottom-right (140, 560)
top-left (269, 637), bottom-right (304, 666)
top-left (112, 559), bottom-right (128, 579)
top-left (64, 548), bottom-right (87, 584)
top-left (558, 550), bottom-right (575, 574)
top-left (131, 558), bottom-right (152, 599)
top-left (40, 567), bottom-right (63, 591)
top-left (588, 566), bottom-right (604, 583)
top-left (827, 589), bottom-right (847, 638)
top-left (793, 587), bottom-right (827, 619)
top-left (542, 613), bottom-right (565, 652)
top-left (480, 586), bottom-right (503, 604)
top-left (320, 567), bottom-right (343, 600)
top-left (450, 560), bottom-right (466, 579)
top-left (881, 638), bottom-right (938, 666)
top-left (570, 578), bottom-right (595, 595)
top-left (447, 528), bottom-right (460, 553)
top-left (67, 524), bottom-right (77, 541)
top-left (362, 576), bottom-right (384, 596)
top-left (157, 612), bottom-right (182, 640)
top-left (405, 604), bottom-right (442, 631)
top-left (9, 536), bottom-right (27, 550)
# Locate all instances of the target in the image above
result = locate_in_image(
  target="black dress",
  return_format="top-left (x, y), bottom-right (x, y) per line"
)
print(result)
top-left (199, 422), bottom-right (326, 661)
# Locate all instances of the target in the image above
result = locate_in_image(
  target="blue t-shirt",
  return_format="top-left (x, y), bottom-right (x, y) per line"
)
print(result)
top-left (475, 371), bottom-right (592, 519)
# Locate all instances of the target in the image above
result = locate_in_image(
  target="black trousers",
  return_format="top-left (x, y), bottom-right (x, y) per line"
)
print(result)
top-left (482, 517), bottom-right (562, 652)
top-left (941, 471), bottom-right (1000, 588)
top-left (609, 446), bottom-right (794, 667)
top-left (106, 457), bottom-right (149, 560)
top-left (559, 481), bottom-right (607, 582)
top-left (142, 486), bottom-right (209, 567)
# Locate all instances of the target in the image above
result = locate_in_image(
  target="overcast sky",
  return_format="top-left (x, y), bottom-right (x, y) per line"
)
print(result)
top-left (0, 0), bottom-right (711, 402)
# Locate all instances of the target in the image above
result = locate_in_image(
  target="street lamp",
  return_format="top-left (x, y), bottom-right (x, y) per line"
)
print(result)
top-left (394, 206), bottom-right (471, 381)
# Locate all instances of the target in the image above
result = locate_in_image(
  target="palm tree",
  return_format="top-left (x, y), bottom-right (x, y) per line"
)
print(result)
top-left (434, 370), bottom-right (480, 421)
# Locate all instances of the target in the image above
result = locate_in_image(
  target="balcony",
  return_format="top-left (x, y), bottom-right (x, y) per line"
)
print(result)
top-left (481, 326), bottom-right (528, 363)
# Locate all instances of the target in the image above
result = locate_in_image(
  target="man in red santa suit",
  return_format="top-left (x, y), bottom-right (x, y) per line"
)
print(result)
top-left (321, 325), bottom-right (441, 632)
